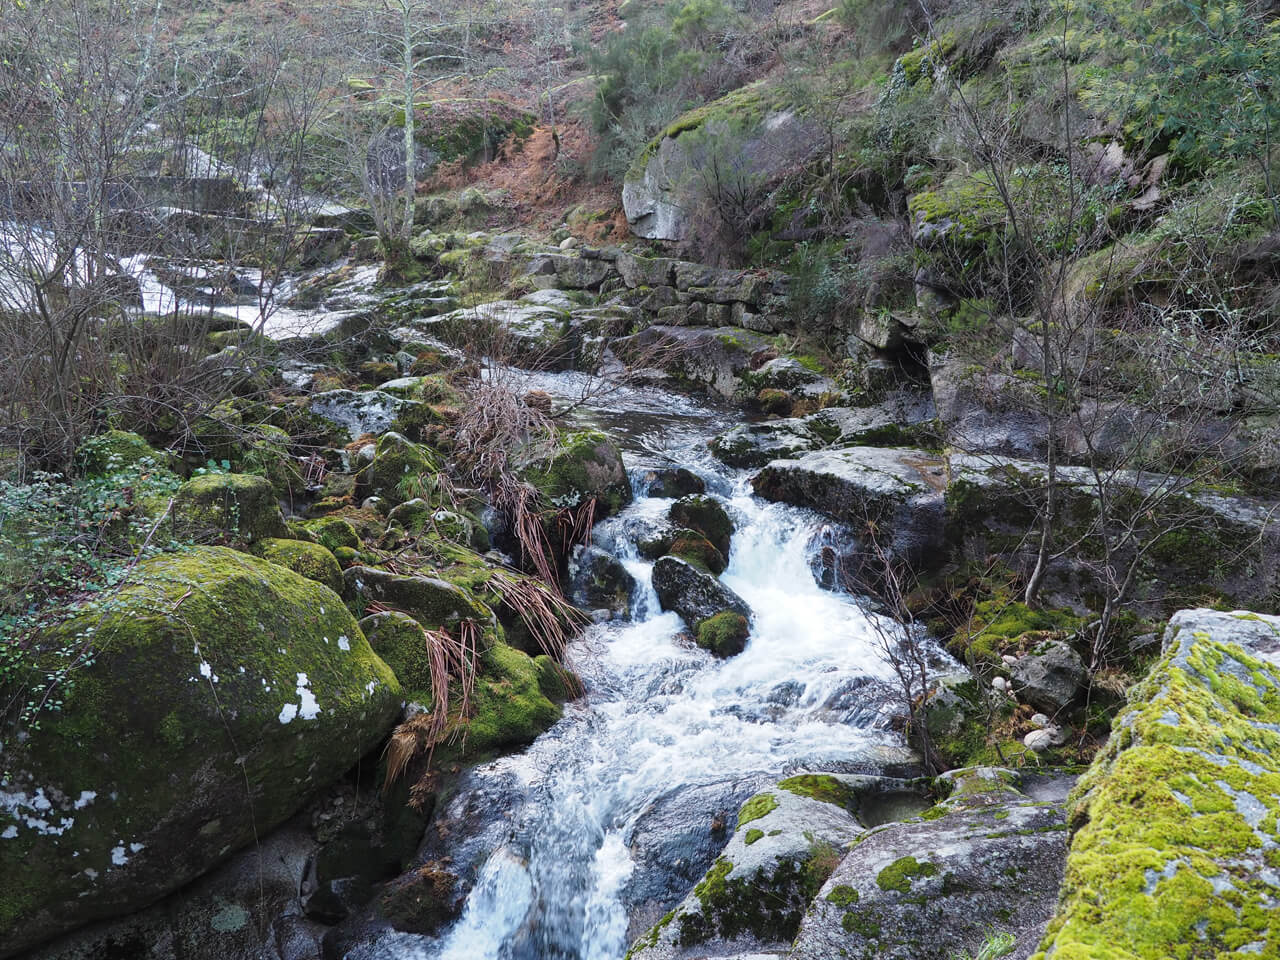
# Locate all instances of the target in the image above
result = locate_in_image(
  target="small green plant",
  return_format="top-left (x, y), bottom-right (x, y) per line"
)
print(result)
top-left (952, 930), bottom-right (1016, 960)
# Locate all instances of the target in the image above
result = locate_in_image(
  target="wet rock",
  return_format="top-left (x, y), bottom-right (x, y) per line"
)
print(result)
top-left (622, 777), bottom-right (765, 937)
top-left (630, 774), bottom-right (935, 959)
top-left (0, 548), bottom-right (402, 956)
top-left (645, 467), bottom-right (707, 499)
top-left (669, 495), bottom-right (733, 556)
top-left (1039, 608), bottom-right (1280, 958)
top-left (710, 419), bottom-right (820, 469)
top-left (790, 767), bottom-right (1069, 960)
top-left (568, 544), bottom-right (636, 617)
top-left (1008, 639), bottom-right (1087, 715)
top-left (652, 556), bottom-right (750, 632)
top-left (751, 447), bottom-right (947, 568)
top-left (614, 325), bottom-right (773, 399)
top-left (743, 357), bottom-right (833, 397)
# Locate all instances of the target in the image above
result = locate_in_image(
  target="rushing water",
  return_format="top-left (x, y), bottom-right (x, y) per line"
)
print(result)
top-left (350, 374), bottom-right (918, 960)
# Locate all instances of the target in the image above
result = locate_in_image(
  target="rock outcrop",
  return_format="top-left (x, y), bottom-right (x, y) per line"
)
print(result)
top-left (1035, 609), bottom-right (1280, 959)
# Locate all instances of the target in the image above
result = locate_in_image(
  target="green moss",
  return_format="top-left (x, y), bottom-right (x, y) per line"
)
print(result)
top-left (526, 430), bottom-right (632, 517)
top-left (171, 472), bottom-right (287, 543)
top-left (304, 516), bottom-right (361, 553)
top-left (778, 774), bottom-right (860, 812)
top-left (357, 432), bottom-right (440, 506)
top-left (0, 547), bottom-right (400, 949)
top-left (251, 538), bottom-right (344, 595)
top-left (1034, 624), bottom-right (1280, 959)
top-left (827, 884), bottom-right (860, 907)
top-left (876, 855), bottom-right (938, 893)
top-left (625, 82), bottom-right (774, 182)
top-left (668, 531), bottom-right (726, 575)
top-left (744, 828), bottom-right (764, 845)
top-left (677, 850), bottom-right (824, 949)
top-left (842, 909), bottom-right (881, 937)
top-left (360, 610), bottom-right (437, 692)
top-left (695, 611), bottom-right (750, 658)
top-left (454, 642), bottom-right (562, 755)
top-left (668, 496), bottom-right (733, 556)
top-left (738, 792), bottom-right (779, 827)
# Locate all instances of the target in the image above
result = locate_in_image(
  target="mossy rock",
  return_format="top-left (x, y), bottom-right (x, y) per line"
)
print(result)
top-left (696, 611), bottom-right (750, 658)
top-left (0, 546), bottom-right (401, 955)
top-left (171, 472), bottom-right (287, 543)
top-left (190, 399), bottom-right (244, 463)
top-left (756, 388), bottom-right (794, 417)
top-left (75, 430), bottom-right (164, 478)
top-left (343, 566), bottom-right (495, 633)
top-left (668, 496), bottom-right (733, 556)
top-left (360, 610), bottom-right (437, 692)
top-left (443, 643), bottom-right (563, 758)
top-left (251, 537), bottom-right (344, 595)
top-left (303, 516), bottom-right (361, 553)
top-left (354, 431), bottom-right (441, 507)
top-left (667, 530), bottom-right (727, 576)
top-left (1034, 609), bottom-right (1280, 960)
top-left (525, 431), bottom-right (632, 519)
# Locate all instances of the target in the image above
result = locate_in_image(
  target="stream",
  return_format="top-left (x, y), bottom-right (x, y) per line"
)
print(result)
top-left (351, 370), bottom-right (921, 960)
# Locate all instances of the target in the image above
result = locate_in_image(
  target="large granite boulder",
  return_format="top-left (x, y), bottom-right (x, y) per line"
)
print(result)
top-left (1034, 609), bottom-right (1280, 959)
top-left (628, 775), bottom-right (925, 959)
top-left (0, 547), bottom-right (402, 957)
top-left (751, 447), bottom-right (947, 567)
top-left (791, 768), bottom-right (1070, 960)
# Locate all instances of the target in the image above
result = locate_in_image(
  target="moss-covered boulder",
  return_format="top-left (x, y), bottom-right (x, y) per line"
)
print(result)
top-left (628, 775), bottom-right (870, 958)
top-left (651, 556), bottom-right (751, 639)
top-left (667, 529), bottom-right (727, 575)
top-left (0, 547), bottom-right (401, 957)
top-left (303, 515), bottom-right (362, 553)
top-left (355, 432), bottom-right (440, 506)
top-left (361, 610), bottom-right (437, 692)
top-left (668, 496), bottom-right (733, 556)
top-left (343, 566), bottom-right (494, 633)
top-left (790, 768), bottom-right (1069, 960)
top-left (458, 643), bottom-right (563, 755)
top-left (251, 537), bottom-right (344, 595)
top-left (1034, 609), bottom-right (1280, 960)
top-left (75, 430), bottom-right (164, 477)
top-left (238, 424), bottom-right (298, 498)
top-left (695, 611), bottom-right (750, 658)
top-left (622, 83), bottom-right (820, 243)
top-left (171, 472), bottom-right (287, 543)
top-left (525, 431), bottom-right (632, 518)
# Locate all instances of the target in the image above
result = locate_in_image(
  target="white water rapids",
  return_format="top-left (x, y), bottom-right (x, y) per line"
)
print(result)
top-left (356, 378), bottom-right (920, 960)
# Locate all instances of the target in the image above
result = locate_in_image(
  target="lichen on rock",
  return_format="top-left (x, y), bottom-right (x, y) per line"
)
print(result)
top-left (1033, 609), bottom-right (1280, 960)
